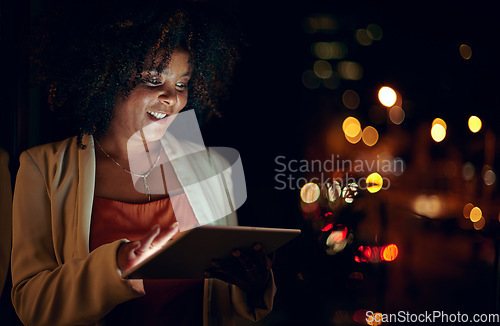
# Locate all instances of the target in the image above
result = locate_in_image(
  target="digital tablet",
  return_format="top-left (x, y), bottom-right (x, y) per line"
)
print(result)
top-left (123, 225), bottom-right (301, 279)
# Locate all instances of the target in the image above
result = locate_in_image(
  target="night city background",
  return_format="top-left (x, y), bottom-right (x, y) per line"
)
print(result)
top-left (1, 1), bottom-right (500, 325)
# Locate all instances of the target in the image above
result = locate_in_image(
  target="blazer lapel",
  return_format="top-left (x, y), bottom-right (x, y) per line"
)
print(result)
top-left (76, 134), bottom-right (96, 257)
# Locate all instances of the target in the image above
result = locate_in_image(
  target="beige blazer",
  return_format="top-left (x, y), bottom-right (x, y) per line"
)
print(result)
top-left (11, 135), bottom-right (275, 326)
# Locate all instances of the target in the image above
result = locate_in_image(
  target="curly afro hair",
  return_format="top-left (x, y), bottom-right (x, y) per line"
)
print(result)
top-left (31, 0), bottom-right (242, 148)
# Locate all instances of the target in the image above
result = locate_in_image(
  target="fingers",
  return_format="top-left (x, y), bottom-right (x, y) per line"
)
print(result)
top-left (135, 222), bottom-right (179, 254)
top-left (135, 224), bottom-right (160, 254)
top-left (151, 222), bottom-right (179, 249)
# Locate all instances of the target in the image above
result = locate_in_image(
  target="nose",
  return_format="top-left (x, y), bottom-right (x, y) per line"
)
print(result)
top-left (158, 87), bottom-right (177, 107)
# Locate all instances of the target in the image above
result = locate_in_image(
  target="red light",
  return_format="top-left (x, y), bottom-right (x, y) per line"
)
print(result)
top-left (329, 226), bottom-right (348, 242)
top-left (356, 246), bottom-right (373, 262)
top-left (381, 244), bottom-right (398, 261)
top-left (340, 226), bottom-right (348, 240)
top-left (362, 246), bottom-right (372, 260)
top-left (322, 223), bottom-right (334, 232)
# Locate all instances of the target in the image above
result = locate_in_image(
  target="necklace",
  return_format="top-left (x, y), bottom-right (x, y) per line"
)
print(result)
top-left (95, 140), bottom-right (162, 201)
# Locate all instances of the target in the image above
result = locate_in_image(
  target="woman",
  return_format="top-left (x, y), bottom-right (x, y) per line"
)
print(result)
top-left (11, 2), bottom-right (275, 325)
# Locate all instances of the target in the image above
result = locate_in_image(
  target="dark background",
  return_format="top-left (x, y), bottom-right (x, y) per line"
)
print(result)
top-left (2, 0), bottom-right (500, 325)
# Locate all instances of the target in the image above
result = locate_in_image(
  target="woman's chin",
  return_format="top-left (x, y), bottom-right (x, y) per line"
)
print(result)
top-left (130, 120), bottom-right (170, 144)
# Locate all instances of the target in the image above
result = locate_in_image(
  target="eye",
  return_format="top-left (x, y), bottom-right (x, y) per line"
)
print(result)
top-left (143, 77), bottom-right (163, 86)
top-left (141, 71), bottom-right (164, 86)
top-left (175, 82), bottom-right (188, 91)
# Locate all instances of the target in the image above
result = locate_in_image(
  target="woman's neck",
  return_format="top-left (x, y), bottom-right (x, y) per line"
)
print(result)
top-left (96, 129), bottom-right (162, 162)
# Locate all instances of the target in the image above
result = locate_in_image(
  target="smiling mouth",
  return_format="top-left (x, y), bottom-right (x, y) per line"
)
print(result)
top-left (147, 110), bottom-right (168, 119)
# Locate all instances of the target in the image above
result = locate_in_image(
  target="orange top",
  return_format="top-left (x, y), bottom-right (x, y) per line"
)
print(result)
top-left (90, 195), bottom-right (203, 326)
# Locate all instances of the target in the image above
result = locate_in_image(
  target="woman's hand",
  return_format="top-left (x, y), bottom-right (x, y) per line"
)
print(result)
top-left (117, 222), bottom-right (179, 273)
top-left (204, 243), bottom-right (274, 308)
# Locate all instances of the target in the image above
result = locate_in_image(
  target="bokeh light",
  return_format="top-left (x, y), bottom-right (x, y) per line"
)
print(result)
top-left (322, 73), bottom-right (341, 89)
top-left (469, 206), bottom-right (482, 223)
top-left (378, 86), bottom-right (397, 107)
top-left (381, 244), bottom-right (398, 262)
top-left (345, 122), bottom-right (361, 138)
top-left (337, 61), bottom-right (363, 80)
top-left (367, 23), bottom-right (383, 40)
top-left (463, 203), bottom-right (474, 219)
top-left (303, 15), bottom-right (338, 34)
top-left (341, 117), bottom-right (360, 144)
top-left (326, 226), bottom-right (348, 244)
top-left (342, 89), bottom-right (360, 110)
top-left (389, 105), bottom-right (405, 125)
top-left (483, 169), bottom-right (496, 186)
top-left (325, 181), bottom-right (342, 202)
top-left (468, 115), bottom-right (482, 133)
top-left (367, 312), bottom-right (383, 326)
top-left (473, 216), bottom-right (485, 230)
top-left (413, 195), bottom-right (442, 218)
top-left (312, 41), bottom-right (347, 59)
top-left (302, 70), bottom-right (321, 89)
top-left (462, 162), bottom-right (475, 181)
top-left (362, 126), bottom-right (379, 146)
top-left (356, 246), bottom-right (373, 262)
top-left (431, 123), bottom-right (446, 142)
top-left (322, 223), bottom-right (334, 232)
top-left (345, 130), bottom-right (362, 144)
top-left (313, 60), bottom-right (333, 79)
top-left (366, 172), bottom-right (383, 193)
top-left (342, 183), bottom-right (359, 203)
top-left (459, 44), bottom-right (472, 60)
top-left (432, 118), bottom-right (447, 130)
top-left (355, 29), bottom-right (373, 46)
top-left (300, 182), bottom-right (320, 203)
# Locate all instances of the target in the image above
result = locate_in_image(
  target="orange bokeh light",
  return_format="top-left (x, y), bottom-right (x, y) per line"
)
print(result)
top-left (381, 244), bottom-right (399, 261)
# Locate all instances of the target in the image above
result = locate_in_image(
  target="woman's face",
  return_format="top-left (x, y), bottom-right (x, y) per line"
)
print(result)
top-left (109, 48), bottom-right (192, 142)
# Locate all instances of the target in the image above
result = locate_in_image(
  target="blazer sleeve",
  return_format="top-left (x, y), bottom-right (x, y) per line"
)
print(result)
top-left (11, 151), bottom-right (144, 326)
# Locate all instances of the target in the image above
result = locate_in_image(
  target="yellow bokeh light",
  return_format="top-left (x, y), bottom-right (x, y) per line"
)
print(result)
top-left (342, 117), bottom-right (360, 133)
top-left (345, 122), bottom-right (361, 138)
top-left (345, 130), bottom-right (362, 144)
top-left (463, 203), bottom-right (474, 219)
top-left (378, 86), bottom-right (397, 107)
top-left (367, 312), bottom-right (383, 326)
top-left (300, 183), bottom-right (320, 203)
top-left (459, 44), bottom-right (472, 60)
top-left (431, 124), bottom-right (446, 142)
top-left (468, 115), bottom-right (482, 133)
top-left (362, 126), bottom-right (379, 146)
top-left (432, 118), bottom-right (447, 130)
top-left (366, 172), bottom-right (383, 193)
top-left (313, 60), bottom-right (332, 79)
top-left (469, 207), bottom-right (482, 223)
top-left (413, 195), bottom-right (441, 218)
top-left (381, 244), bottom-right (398, 262)
top-left (473, 216), bottom-right (485, 230)
top-left (313, 42), bottom-right (333, 59)
top-left (389, 105), bottom-right (405, 125)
